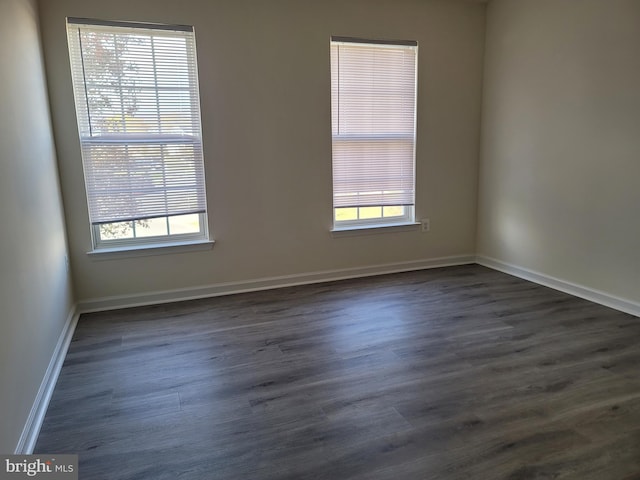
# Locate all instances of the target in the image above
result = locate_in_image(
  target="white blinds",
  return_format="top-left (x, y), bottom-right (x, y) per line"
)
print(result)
top-left (67, 19), bottom-right (206, 225)
top-left (331, 38), bottom-right (417, 208)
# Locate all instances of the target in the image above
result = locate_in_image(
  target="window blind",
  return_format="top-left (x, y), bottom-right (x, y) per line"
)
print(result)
top-left (67, 19), bottom-right (206, 225)
top-left (330, 38), bottom-right (417, 209)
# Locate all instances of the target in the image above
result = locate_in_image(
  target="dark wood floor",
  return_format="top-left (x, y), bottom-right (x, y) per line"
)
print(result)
top-left (36, 265), bottom-right (640, 479)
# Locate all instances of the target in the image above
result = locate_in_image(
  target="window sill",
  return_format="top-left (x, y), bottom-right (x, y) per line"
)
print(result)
top-left (331, 222), bottom-right (420, 237)
top-left (87, 239), bottom-right (215, 260)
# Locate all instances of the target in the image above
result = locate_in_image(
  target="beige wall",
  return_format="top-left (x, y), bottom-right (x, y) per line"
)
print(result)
top-left (0, 0), bottom-right (74, 453)
top-left (478, 0), bottom-right (640, 304)
top-left (38, 0), bottom-right (486, 303)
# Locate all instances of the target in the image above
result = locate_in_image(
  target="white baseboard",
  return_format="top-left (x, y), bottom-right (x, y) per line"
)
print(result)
top-left (15, 306), bottom-right (79, 454)
top-left (78, 255), bottom-right (476, 313)
top-left (477, 255), bottom-right (640, 318)
top-left (21, 255), bottom-right (637, 454)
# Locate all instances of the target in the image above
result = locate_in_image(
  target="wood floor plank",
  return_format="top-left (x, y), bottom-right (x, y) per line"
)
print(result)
top-left (35, 265), bottom-right (640, 479)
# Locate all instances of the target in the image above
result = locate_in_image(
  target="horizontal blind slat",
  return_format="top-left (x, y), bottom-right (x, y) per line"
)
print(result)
top-left (67, 21), bottom-right (207, 226)
top-left (330, 40), bottom-right (417, 211)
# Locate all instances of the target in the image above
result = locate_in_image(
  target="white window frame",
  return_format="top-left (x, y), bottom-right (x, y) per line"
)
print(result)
top-left (66, 18), bottom-right (209, 251)
top-left (330, 37), bottom-right (418, 231)
top-left (333, 206), bottom-right (415, 230)
top-left (91, 213), bottom-right (208, 250)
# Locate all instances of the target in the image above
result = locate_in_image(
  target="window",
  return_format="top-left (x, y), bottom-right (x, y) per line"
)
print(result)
top-left (66, 18), bottom-right (208, 250)
top-left (330, 37), bottom-right (418, 229)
